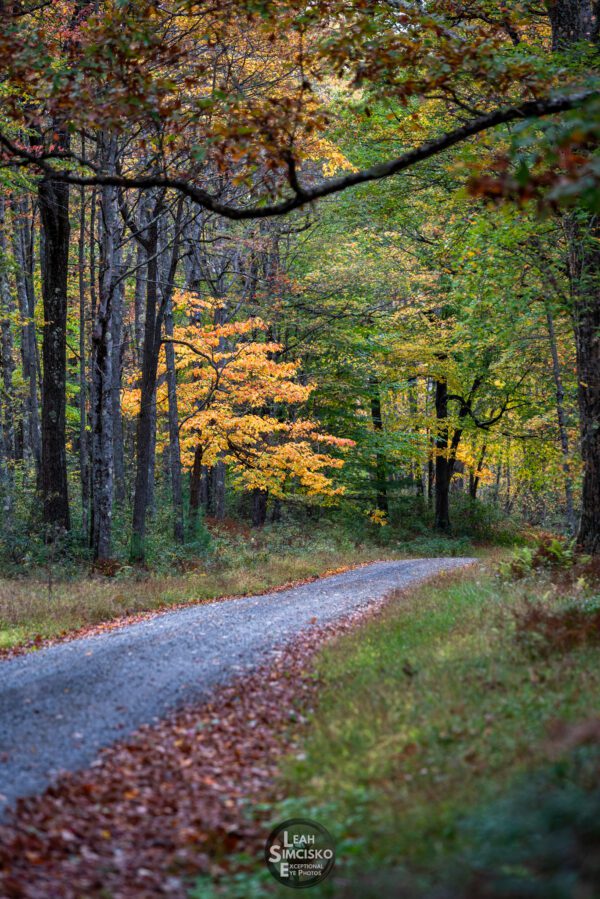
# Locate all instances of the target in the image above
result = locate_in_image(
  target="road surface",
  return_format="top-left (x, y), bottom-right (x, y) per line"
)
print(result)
top-left (0, 557), bottom-right (475, 815)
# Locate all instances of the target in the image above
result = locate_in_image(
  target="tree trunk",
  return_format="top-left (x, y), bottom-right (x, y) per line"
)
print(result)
top-left (131, 202), bottom-right (164, 563)
top-left (212, 459), bottom-right (226, 520)
top-left (38, 170), bottom-right (71, 534)
top-left (160, 199), bottom-right (184, 541)
top-left (408, 376), bottom-right (424, 495)
top-left (0, 197), bottom-right (16, 465)
top-left (201, 465), bottom-right (212, 512)
top-left (428, 449), bottom-right (435, 504)
top-left (251, 488), bottom-right (268, 527)
top-left (165, 290), bottom-right (185, 543)
top-left (111, 254), bottom-right (127, 506)
top-left (504, 455), bottom-right (512, 514)
top-left (469, 443), bottom-right (487, 500)
top-left (426, 378), bottom-right (435, 504)
top-left (0, 197), bottom-right (15, 516)
top-left (0, 377), bottom-right (10, 513)
top-left (566, 216), bottom-right (600, 552)
top-left (78, 180), bottom-right (90, 536)
top-left (147, 391), bottom-right (157, 519)
top-left (369, 375), bottom-right (388, 513)
top-left (544, 301), bottom-right (577, 533)
top-left (11, 195), bottom-right (41, 476)
top-left (270, 498), bottom-right (282, 523)
top-left (189, 444), bottom-right (203, 535)
top-left (547, 0), bottom-right (596, 49)
top-left (133, 240), bottom-right (147, 367)
top-left (548, 0), bottom-right (600, 551)
top-left (91, 137), bottom-right (119, 561)
top-left (434, 379), bottom-right (451, 531)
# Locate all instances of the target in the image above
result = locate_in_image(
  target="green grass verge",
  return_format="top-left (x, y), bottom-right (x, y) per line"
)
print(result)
top-left (0, 519), bottom-right (485, 651)
top-left (0, 541), bottom-right (387, 651)
top-left (198, 567), bottom-right (600, 897)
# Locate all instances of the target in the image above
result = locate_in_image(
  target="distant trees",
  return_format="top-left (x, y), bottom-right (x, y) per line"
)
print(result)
top-left (0, 0), bottom-right (598, 559)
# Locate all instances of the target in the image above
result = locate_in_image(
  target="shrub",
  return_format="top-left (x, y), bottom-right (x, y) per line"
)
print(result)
top-left (450, 496), bottom-right (520, 544)
top-left (337, 746), bottom-right (600, 899)
top-left (514, 596), bottom-right (600, 657)
top-left (501, 534), bottom-right (589, 581)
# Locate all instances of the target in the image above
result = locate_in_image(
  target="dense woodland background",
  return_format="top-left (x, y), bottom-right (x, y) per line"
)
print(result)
top-left (0, 0), bottom-right (598, 571)
top-left (2, 5), bottom-right (600, 897)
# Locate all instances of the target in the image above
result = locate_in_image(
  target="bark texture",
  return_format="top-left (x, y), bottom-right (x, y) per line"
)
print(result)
top-left (38, 172), bottom-right (71, 533)
top-left (549, 0), bottom-right (600, 552)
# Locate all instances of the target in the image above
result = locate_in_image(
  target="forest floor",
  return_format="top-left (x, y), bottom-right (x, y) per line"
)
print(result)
top-left (1, 554), bottom-right (598, 899)
top-left (212, 553), bottom-right (600, 899)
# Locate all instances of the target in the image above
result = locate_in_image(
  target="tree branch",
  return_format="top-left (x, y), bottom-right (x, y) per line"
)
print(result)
top-left (0, 90), bottom-right (596, 219)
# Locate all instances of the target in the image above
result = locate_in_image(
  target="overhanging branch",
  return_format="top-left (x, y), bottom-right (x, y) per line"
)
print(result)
top-left (1, 90), bottom-right (596, 219)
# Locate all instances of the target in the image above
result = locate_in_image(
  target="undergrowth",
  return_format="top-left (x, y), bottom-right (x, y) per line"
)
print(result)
top-left (0, 497), bottom-right (512, 650)
top-left (199, 548), bottom-right (600, 898)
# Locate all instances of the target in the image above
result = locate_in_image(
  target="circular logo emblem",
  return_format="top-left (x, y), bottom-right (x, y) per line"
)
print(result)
top-left (265, 818), bottom-right (336, 889)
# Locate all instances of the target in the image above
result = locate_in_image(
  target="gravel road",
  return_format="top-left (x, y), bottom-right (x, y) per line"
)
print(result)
top-left (0, 557), bottom-right (475, 815)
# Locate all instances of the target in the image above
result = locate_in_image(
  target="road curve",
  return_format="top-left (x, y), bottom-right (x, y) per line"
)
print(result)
top-left (0, 557), bottom-right (475, 814)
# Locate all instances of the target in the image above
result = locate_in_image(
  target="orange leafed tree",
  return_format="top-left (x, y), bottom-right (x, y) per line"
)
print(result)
top-left (123, 291), bottom-right (354, 505)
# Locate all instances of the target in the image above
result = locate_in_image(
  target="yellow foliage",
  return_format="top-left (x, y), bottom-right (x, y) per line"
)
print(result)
top-left (123, 292), bottom-right (354, 500)
top-left (368, 509), bottom-right (388, 527)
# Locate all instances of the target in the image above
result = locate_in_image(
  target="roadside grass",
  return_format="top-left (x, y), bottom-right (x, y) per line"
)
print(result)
top-left (0, 509), bottom-right (489, 651)
top-left (0, 529), bottom-right (390, 651)
top-left (0, 495), bottom-right (515, 651)
top-left (200, 563), bottom-right (600, 897)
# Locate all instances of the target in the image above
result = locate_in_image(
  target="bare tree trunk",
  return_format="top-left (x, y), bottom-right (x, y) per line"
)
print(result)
top-left (147, 393), bottom-right (158, 519)
top-left (78, 179), bottom-right (90, 537)
top-left (493, 461), bottom-right (502, 506)
top-left (369, 375), bottom-right (388, 513)
top-left (251, 488), bottom-right (268, 527)
top-left (212, 459), bottom-right (226, 520)
top-left (0, 198), bottom-right (16, 461)
top-left (11, 195), bottom-right (41, 477)
top-left (164, 289), bottom-right (184, 543)
top-left (134, 240), bottom-right (147, 366)
top-left (549, 0), bottom-right (600, 552)
top-left (155, 199), bottom-right (184, 540)
top-left (189, 444), bottom-right (203, 535)
top-left (38, 167), bottom-right (71, 534)
top-left (567, 216), bottom-right (600, 552)
top-left (111, 255), bottom-right (127, 506)
top-left (201, 465), bottom-right (212, 512)
top-left (504, 454), bottom-right (512, 514)
top-left (547, 0), bottom-right (596, 49)
top-left (0, 197), bottom-right (15, 515)
top-left (426, 378), bottom-right (435, 504)
top-left (0, 386), bottom-right (10, 514)
top-left (434, 379), bottom-right (451, 531)
top-left (131, 198), bottom-right (165, 563)
top-left (544, 301), bottom-right (577, 533)
top-left (90, 136), bottom-right (119, 561)
top-left (469, 443), bottom-right (487, 500)
top-left (408, 376), bottom-right (424, 495)
top-left (270, 498), bottom-right (282, 523)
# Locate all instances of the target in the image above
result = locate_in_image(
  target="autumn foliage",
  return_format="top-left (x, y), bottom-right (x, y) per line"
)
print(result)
top-left (124, 292), bottom-right (354, 501)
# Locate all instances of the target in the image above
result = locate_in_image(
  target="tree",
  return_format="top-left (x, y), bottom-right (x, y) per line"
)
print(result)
top-left (0, 0), bottom-right (599, 563)
top-left (548, 0), bottom-right (600, 552)
top-left (123, 294), bottom-right (353, 525)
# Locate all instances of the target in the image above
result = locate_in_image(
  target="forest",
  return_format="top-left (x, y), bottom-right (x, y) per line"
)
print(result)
top-left (0, 0), bottom-right (597, 568)
top-left (0, 1), bottom-right (599, 897)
